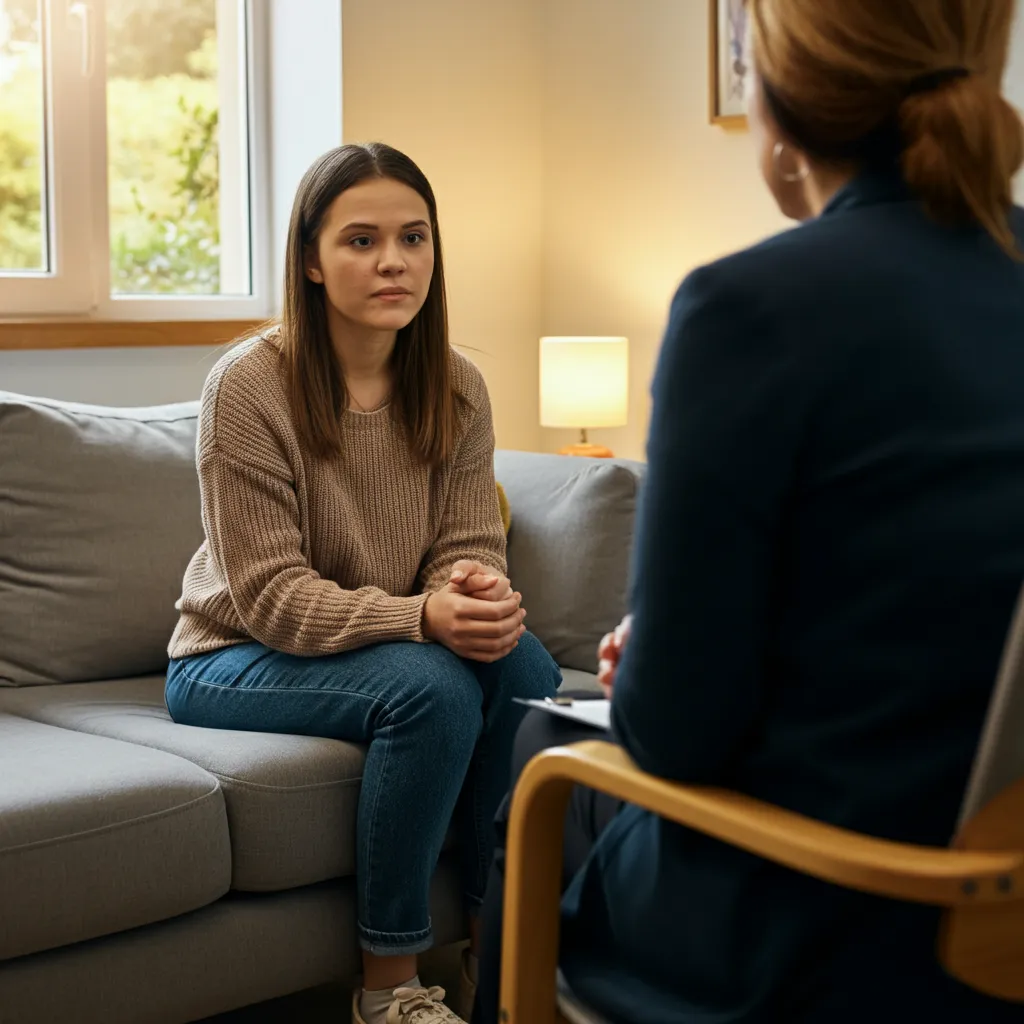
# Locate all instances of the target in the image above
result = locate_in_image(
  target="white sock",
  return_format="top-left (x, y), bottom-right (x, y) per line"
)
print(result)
top-left (360, 975), bottom-right (421, 1024)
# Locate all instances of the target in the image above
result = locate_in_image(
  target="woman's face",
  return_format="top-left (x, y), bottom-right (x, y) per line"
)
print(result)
top-left (747, 65), bottom-right (815, 222)
top-left (305, 177), bottom-right (435, 335)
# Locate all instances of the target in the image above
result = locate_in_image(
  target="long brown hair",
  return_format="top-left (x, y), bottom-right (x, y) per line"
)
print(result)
top-left (750, 0), bottom-right (1024, 255)
top-left (279, 142), bottom-right (459, 465)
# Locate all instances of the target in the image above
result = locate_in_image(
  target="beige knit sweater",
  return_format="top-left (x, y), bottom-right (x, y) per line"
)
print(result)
top-left (167, 334), bottom-right (507, 659)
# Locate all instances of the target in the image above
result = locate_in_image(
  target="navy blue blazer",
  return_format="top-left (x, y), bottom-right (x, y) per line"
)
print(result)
top-left (560, 171), bottom-right (1024, 1023)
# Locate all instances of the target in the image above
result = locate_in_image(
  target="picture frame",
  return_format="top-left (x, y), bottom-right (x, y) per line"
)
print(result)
top-left (709, 0), bottom-right (749, 127)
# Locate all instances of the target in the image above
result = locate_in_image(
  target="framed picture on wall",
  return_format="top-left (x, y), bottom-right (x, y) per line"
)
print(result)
top-left (710, 0), bottom-right (749, 126)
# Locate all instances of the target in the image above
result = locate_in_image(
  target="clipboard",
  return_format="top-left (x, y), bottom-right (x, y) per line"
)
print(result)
top-left (513, 696), bottom-right (611, 731)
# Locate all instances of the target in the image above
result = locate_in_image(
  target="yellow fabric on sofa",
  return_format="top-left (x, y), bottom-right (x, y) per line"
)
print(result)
top-left (497, 481), bottom-right (511, 535)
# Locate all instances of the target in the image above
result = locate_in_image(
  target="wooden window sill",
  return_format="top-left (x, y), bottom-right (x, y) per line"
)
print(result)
top-left (0, 320), bottom-right (263, 352)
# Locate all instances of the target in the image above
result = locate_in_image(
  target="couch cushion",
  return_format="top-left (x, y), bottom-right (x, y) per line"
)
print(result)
top-left (558, 668), bottom-right (604, 696)
top-left (0, 392), bottom-right (202, 686)
top-left (0, 867), bottom-right (469, 1024)
top-left (0, 677), bottom-right (365, 892)
top-left (0, 712), bottom-right (229, 961)
top-left (495, 452), bottom-right (644, 673)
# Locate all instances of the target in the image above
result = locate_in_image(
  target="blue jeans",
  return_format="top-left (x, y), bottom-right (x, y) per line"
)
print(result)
top-left (164, 633), bottom-right (560, 955)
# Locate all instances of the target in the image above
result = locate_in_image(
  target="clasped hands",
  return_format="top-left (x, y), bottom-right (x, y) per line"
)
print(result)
top-left (424, 556), bottom-right (633, 684)
top-left (423, 560), bottom-right (526, 663)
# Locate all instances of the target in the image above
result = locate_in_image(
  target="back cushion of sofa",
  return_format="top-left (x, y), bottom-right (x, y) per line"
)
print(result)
top-left (0, 394), bottom-right (644, 685)
top-left (495, 451), bottom-right (644, 674)
top-left (0, 392), bottom-right (202, 686)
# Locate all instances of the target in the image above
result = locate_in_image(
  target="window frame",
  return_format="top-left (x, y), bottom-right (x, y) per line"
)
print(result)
top-left (0, 0), bottom-right (273, 321)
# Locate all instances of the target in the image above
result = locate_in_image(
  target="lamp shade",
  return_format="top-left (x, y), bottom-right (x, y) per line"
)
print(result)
top-left (539, 336), bottom-right (629, 429)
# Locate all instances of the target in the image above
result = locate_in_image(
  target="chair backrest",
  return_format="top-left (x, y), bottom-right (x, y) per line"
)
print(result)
top-left (957, 584), bottom-right (1024, 831)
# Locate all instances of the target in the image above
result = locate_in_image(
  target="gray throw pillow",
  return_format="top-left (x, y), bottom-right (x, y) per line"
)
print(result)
top-left (494, 451), bottom-right (644, 673)
top-left (0, 392), bottom-right (202, 686)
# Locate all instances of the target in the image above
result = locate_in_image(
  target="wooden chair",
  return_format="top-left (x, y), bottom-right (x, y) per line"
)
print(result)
top-left (499, 589), bottom-right (1024, 1023)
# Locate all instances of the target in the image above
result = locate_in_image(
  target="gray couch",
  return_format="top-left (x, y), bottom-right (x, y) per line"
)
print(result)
top-left (0, 390), bottom-right (644, 1024)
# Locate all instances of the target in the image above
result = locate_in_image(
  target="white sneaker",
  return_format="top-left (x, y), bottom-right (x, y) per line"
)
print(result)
top-left (352, 985), bottom-right (467, 1024)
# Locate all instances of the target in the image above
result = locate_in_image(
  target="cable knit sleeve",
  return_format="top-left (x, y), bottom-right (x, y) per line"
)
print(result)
top-left (417, 360), bottom-right (508, 593)
top-left (197, 368), bottom-right (429, 657)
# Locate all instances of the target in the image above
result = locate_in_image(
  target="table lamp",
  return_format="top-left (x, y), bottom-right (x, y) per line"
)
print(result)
top-left (540, 336), bottom-right (628, 457)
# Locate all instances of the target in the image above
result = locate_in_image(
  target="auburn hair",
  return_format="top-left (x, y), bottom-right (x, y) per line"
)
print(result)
top-left (274, 142), bottom-right (459, 466)
top-left (749, 0), bottom-right (1024, 256)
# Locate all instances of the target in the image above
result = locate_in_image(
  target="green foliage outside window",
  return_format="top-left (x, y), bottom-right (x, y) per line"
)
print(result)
top-left (0, 54), bottom-right (44, 269)
top-left (0, 0), bottom-right (223, 293)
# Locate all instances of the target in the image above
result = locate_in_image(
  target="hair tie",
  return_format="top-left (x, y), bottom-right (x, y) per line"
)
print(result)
top-left (905, 67), bottom-right (971, 96)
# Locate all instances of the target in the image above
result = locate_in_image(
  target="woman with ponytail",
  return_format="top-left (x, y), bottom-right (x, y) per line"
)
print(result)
top-left (474, 2), bottom-right (1024, 1022)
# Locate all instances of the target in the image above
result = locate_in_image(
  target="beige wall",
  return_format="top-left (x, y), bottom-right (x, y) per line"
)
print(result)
top-left (342, 0), bottom-right (547, 452)
top-left (539, 0), bottom-right (788, 460)
top-left (341, 0), bottom-right (786, 459)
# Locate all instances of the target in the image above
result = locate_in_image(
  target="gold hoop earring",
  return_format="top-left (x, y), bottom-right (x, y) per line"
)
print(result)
top-left (773, 142), bottom-right (809, 184)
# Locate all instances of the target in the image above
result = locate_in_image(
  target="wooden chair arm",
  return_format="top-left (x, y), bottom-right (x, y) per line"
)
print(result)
top-left (554, 742), bottom-right (1022, 902)
top-left (500, 740), bottom-right (1024, 1024)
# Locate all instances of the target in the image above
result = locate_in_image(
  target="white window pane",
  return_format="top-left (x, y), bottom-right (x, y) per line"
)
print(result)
top-left (106, 0), bottom-right (251, 297)
top-left (0, 0), bottom-right (47, 273)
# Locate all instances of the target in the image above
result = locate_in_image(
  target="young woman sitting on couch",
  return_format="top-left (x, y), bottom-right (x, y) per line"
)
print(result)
top-left (164, 142), bottom-right (560, 1024)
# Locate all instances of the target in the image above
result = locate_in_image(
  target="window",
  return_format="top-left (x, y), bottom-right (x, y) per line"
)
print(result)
top-left (0, 1), bottom-right (47, 273)
top-left (0, 0), bottom-right (269, 318)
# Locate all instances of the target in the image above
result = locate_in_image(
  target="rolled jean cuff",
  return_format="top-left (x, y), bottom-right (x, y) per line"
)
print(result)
top-left (464, 892), bottom-right (484, 913)
top-left (358, 922), bottom-right (434, 957)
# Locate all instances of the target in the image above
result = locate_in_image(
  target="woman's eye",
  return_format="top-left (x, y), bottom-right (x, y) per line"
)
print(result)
top-left (350, 236), bottom-right (372, 249)
top-left (405, 232), bottom-right (426, 245)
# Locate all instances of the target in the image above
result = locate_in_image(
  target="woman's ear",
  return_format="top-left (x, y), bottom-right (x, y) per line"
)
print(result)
top-left (304, 247), bottom-right (324, 284)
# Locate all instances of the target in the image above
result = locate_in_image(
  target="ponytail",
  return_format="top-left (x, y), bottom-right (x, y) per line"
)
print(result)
top-left (750, 0), bottom-right (1024, 258)
top-left (900, 73), bottom-right (1024, 257)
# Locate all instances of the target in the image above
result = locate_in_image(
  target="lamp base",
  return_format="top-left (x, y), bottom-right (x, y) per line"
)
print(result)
top-left (557, 442), bottom-right (615, 458)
